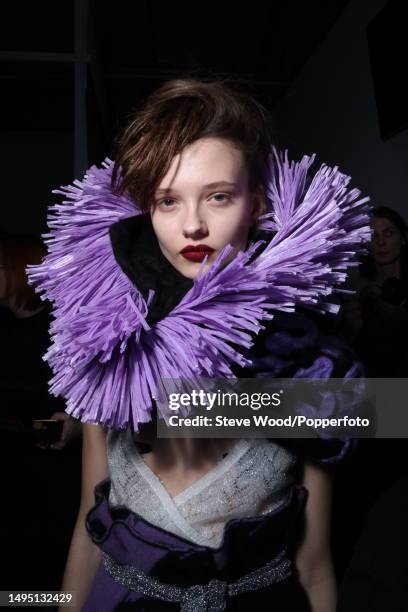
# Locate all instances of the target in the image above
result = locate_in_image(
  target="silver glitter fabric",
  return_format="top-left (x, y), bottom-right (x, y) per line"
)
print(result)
top-left (103, 548), bottom-right (291, 611)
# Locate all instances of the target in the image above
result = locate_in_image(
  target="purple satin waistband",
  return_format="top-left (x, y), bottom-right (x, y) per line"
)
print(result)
top-left (85, 478), bottom-right (307, 586)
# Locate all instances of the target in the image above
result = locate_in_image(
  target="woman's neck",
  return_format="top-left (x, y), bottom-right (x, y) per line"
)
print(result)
top-left (134, 422), bottom-right (233, 468)
top-left (374, 258), bottom-right (401, 283)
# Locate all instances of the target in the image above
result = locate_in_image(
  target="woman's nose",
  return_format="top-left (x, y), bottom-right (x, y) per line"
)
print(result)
top-left (182, 208), bottom-right (208, 239)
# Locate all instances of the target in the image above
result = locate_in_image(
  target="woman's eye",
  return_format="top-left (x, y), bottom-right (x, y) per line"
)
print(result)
top-left (157, 193), bottom-right (232, 207)
top-left (210, 193), bottom-right (231, 203)
top-left (159, 198), bottom-right (176, 207)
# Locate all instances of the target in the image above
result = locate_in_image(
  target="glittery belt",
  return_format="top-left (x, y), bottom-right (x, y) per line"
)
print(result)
top-left (103, 548), bottom-right (291, 611)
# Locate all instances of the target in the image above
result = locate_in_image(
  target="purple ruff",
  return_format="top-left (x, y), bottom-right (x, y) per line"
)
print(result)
top-left (26, 149), bottom-right (371, 430)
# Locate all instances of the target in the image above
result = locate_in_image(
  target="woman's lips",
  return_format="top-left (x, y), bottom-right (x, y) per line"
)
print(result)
top-left (180, 245), bottom-right (214, 262)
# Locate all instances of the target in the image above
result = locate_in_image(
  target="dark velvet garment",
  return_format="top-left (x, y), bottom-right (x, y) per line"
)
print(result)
top-left (81, 214), bottom-right (361, 610)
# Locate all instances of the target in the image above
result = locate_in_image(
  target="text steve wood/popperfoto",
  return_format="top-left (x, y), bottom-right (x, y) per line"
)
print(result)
top-left (167, 414), bottom-right (371, 429)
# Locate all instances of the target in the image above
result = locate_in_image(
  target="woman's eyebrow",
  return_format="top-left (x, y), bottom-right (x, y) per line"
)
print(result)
top-left (155, 181), bottom-right (238, 195)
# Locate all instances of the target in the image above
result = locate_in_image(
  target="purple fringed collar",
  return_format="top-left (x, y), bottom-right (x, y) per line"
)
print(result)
top-left (26, 148), bottom-right (372, 430)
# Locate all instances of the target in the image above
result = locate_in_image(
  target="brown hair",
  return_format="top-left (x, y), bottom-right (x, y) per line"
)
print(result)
top-left (111, 78), bottom-right (274, 212)
top-left (1, 234), bottom-right (46, 311)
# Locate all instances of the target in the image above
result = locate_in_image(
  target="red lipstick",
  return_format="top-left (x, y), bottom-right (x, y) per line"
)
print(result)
top-left (180, 244), bottom-right (214, 263)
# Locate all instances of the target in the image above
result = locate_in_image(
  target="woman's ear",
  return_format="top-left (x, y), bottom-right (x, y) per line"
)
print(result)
top-left (250, 186), bottom-right (268, 223)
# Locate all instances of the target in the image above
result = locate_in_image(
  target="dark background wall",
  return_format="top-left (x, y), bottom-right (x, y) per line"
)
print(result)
top-left (274, 0), bottom-right (408, 218)
top-left (5, 0), bottom-right (406, 236)
top-left (1, 131), bottom-right (73, 235)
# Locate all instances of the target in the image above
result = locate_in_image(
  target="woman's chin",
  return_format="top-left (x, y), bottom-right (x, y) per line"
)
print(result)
top-left (180, 262), bottom-right (212, 280)
top-left (175, 256), bottom-right (215, 280)
top-left (373, 254), bottom-right (398, 265)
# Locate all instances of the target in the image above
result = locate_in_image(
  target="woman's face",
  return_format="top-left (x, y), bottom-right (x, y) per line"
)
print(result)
top-left (370, 217), bottom-right (404, 265)
top-left (150, 137), bottom-right (263, 279)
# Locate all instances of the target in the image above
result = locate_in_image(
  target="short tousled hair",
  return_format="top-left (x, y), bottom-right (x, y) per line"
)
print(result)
top-left (111, 78), bottom-right (274, 212)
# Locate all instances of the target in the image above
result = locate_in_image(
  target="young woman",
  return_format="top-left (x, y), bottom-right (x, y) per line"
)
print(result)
top-left (27, 78), bottom-right (370, 611)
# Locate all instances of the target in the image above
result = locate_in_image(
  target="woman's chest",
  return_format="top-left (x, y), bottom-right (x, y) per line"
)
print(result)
top-left (140, 448), bottom-right (231, 498)
top-left (108, 432), bottom-right (298, 548)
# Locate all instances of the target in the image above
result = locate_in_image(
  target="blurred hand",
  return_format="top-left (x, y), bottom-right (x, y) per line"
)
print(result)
top-left (36, 412), bottom-right (82, 451)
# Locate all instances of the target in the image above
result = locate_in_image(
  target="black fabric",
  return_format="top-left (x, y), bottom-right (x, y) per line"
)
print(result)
top-left (109, 214), bottom-right (274, 326)
top-left (109, 214), bottom-right (194, 326)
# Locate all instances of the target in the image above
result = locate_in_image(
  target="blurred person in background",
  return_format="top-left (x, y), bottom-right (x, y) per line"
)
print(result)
top-left (0, 230), bottom-right (81, 591)
top-left (0, 230), bottom-right (81, 445)
top-left (341, 206), bottom-right (408, 377)
top-left (335, 208), bottom-right (408, 601)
